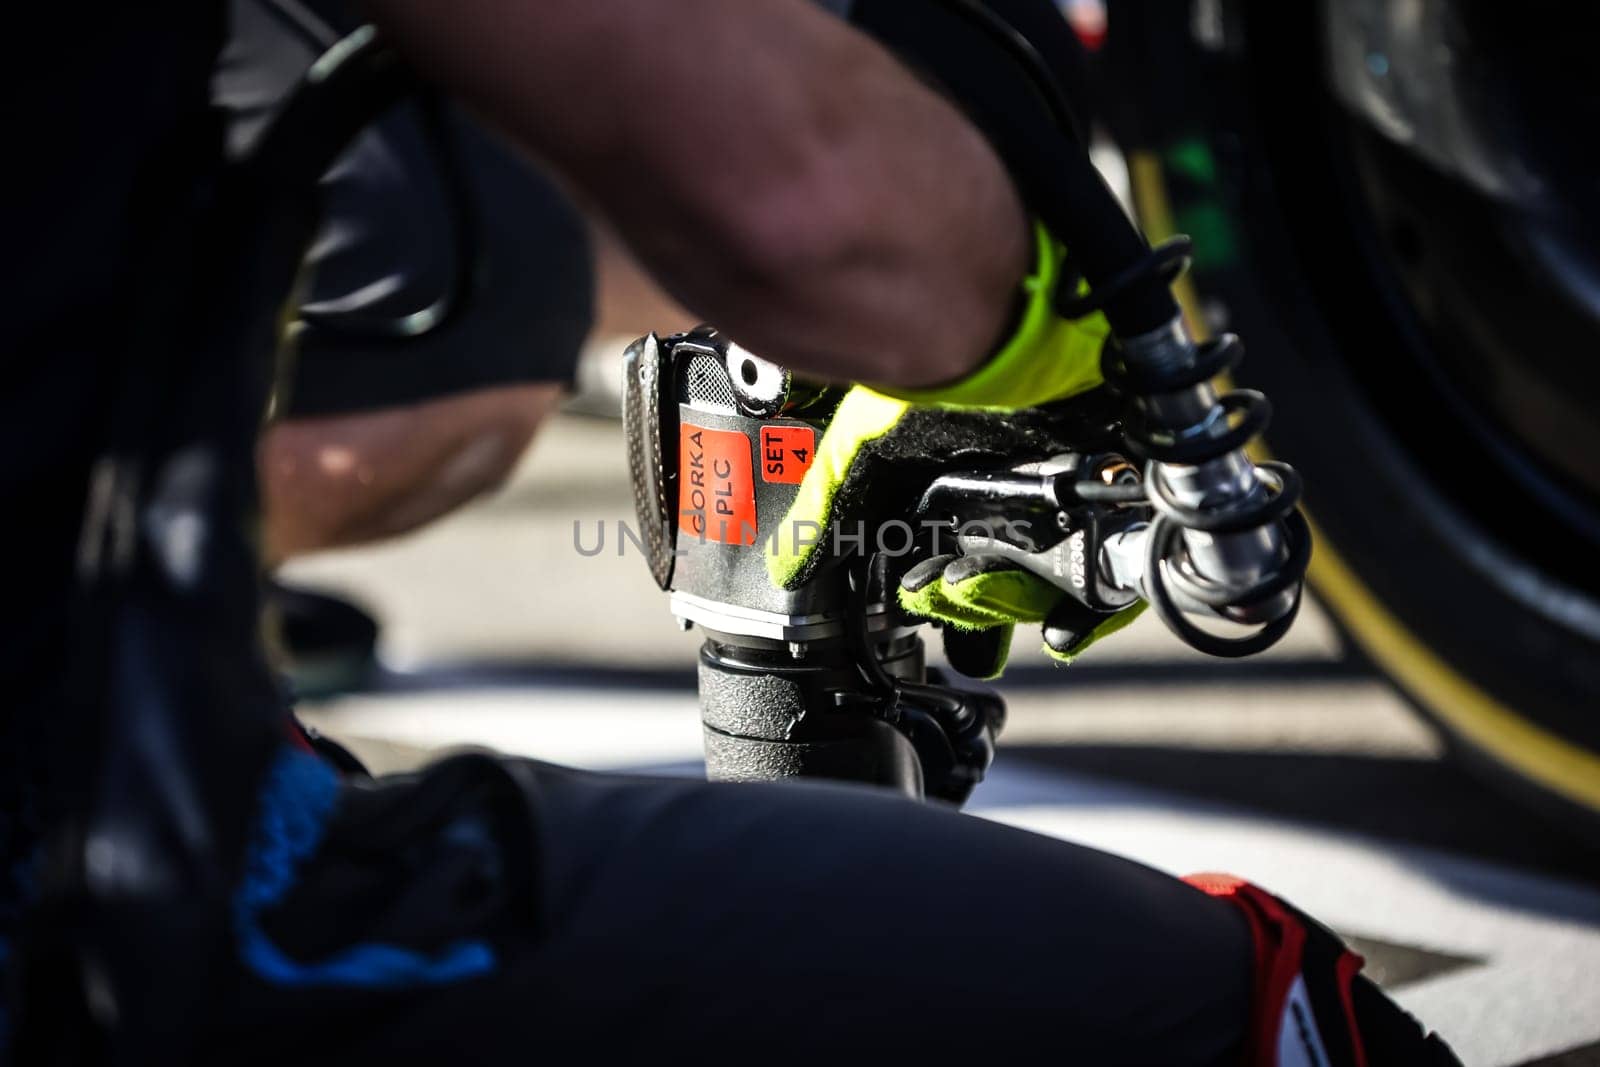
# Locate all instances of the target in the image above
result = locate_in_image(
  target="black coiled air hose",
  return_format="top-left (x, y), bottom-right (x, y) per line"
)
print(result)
top-left (1099, 320), bottom-right (1314, 658)
top-left (870, 0), bottom-right (1312, 656)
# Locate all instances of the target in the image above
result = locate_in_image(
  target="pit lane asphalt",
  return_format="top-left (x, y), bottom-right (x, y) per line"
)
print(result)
top-left (287, 409), bottom-right (1600, 1067)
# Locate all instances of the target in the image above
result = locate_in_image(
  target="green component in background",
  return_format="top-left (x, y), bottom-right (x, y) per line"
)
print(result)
top-left (1164, 138), bottom-right (1240, 272)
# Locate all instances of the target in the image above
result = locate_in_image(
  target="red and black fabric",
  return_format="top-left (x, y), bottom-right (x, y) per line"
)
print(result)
top-left (1185, 873), bottom-right (1461, 1067)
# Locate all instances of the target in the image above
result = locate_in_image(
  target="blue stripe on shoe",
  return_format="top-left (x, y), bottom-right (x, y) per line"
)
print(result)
top-left (235, 747), bottom-right (496, 988)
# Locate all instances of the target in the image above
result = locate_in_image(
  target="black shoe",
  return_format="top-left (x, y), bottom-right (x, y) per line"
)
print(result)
top-left (265, 580), bottom-right (380, 698)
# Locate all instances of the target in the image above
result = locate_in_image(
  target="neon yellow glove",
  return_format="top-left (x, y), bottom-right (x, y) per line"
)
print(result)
top-left (880, 222), bottom-right (1110, 411)
top-left (766, 224), bottom-right (1144, 678)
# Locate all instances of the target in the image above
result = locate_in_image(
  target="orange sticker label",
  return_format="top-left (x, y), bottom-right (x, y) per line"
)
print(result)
top-left (678, 425), bottom-right (757, 545)
top-left (758, 425), bottom-right (816, 485)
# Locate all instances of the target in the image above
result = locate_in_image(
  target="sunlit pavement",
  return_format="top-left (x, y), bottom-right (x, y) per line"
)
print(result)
top-left (288, 409), bottom-right (1600, 1067)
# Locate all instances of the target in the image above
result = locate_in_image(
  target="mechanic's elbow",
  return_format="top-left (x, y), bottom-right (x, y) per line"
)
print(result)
top-left (710, 178), bottom-right (862, 300)
top-left (693, 157), bottom-right (1019, 387)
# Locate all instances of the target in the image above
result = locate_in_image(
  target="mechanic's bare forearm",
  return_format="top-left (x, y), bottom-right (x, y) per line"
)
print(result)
top-left (364, 0), bottom-right (1029, 387)
top-left (260, 384), bottom-right (560, 564)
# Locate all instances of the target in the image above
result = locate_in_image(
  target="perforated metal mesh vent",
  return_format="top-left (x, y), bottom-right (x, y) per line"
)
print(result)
top-left (680, 352), bottom-right (737, 413)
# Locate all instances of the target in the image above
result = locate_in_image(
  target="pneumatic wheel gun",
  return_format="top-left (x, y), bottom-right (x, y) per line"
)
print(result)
top-left (621, 326), bottom-right (1311, 807)
top-left (622, 327), bottom-right (1003, 805)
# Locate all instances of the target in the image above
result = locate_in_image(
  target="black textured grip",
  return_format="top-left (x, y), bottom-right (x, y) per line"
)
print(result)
top-left (621, 334), bottom-right (676, 590)
top-left (698, 646), bottom-right (926, 796)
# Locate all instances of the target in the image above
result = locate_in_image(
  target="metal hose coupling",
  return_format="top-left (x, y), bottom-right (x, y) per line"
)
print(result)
top-left (1092, 251), bottom-right (1312, 656)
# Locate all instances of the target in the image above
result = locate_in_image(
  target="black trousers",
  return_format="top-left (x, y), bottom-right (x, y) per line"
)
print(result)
top-left (208, 752), bottom-right (1251, 1064)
